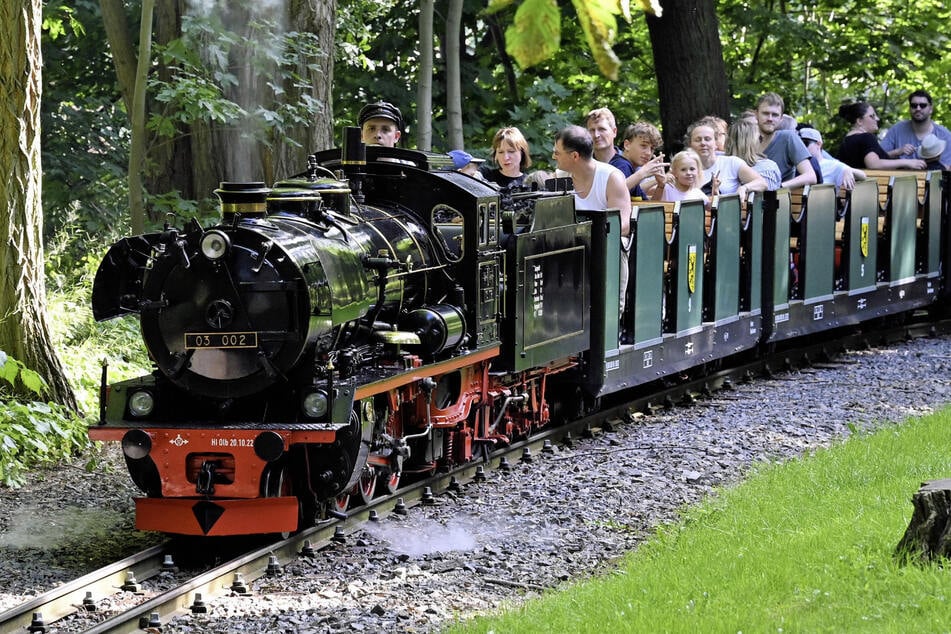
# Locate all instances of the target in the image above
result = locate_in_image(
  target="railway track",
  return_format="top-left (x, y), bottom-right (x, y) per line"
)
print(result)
top-left (0, 543), bottom-right (169, 633)
top-left (3, 317), bottom-right (945, 633)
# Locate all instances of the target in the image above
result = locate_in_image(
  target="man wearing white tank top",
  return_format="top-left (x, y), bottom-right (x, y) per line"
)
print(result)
top-left (552, 125), bottom-right (632, 315)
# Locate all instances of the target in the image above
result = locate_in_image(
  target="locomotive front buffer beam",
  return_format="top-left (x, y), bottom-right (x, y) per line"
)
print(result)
top-left (89, 377), bottom-right (367, 536)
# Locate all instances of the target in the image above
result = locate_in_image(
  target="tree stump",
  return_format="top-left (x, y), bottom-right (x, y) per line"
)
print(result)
top-left (896, 479), bottom-right (951, 564)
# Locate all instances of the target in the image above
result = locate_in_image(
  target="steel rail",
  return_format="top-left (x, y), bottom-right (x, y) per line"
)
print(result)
top-left (0, 543), bottom-right (168, 633)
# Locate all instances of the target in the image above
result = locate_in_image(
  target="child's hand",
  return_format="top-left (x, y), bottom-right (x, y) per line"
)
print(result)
top-left (643, 153), bottom-right (669, 178)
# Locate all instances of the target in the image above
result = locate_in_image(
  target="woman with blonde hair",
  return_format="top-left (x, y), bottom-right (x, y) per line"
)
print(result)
top-left (726, 116), bottom-right (782, 190)
top-left (484, 127), bottom-right (532, 189)
top-left (686, 117), bottom-right (767, 200)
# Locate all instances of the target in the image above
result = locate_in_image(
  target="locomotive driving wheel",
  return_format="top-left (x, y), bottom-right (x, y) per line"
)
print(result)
top-left (379, 471), bottom-right (401, 495)
top-left (261, 460), bottom-right (314, 537)
top-left (349, 465), bottom-right (377, 507)
top-left (333, 493), bottom-right (350, 515)
top-left (261, 463), bottom-right (288, 498)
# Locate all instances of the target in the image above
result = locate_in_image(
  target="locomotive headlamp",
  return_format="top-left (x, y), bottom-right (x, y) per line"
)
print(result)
top-left (200, 230), bottom-right (230, 260)
top-left (302, 390), bottom-right (329, 419)
top-left (121, 429), bottom-right (152, 460)
top-left (128, 390), bottom-right (155, 417)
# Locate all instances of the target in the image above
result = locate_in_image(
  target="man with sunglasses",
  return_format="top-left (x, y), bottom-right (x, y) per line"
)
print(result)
top-left (881, 90), bottom-right (951, 170)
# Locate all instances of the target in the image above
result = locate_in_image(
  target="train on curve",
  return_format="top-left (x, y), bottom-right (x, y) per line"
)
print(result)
top-left (89, 128), bottom-right (951, 536)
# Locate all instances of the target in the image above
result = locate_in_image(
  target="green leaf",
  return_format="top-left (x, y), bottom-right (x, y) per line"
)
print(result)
top-left (27, 436), bottom-right (50, 453)
top-left (31, 416), bottom-right (51, 435)
top-left (617, 0), bottom-right (632, 21)
top-left (506, 0), bottom-right (561, 69)
top-left (49, 418), bottom-right (68, 439)
top-left (19, 367), bottom-right (46, 395)
top-left (571, 0), bottom-right (622, 80)
top-left (486, 0), bottom-right (518, 14)
top-left (1, 435), bottom-right (16, 451)
top-left (635, 0), bottom-right (662, 17)
top-left (0, 357), bottom-right (18, 386)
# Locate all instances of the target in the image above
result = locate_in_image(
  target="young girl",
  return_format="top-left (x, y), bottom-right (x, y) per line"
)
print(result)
top-left (653, 149), bottom-right (709, 206)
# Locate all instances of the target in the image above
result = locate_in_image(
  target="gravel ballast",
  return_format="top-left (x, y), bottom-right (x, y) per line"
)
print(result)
top-left (2, 334), bottom-right (950, 633)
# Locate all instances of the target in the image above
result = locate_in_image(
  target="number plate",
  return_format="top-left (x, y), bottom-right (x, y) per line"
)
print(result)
top-left (184, 332), bottom-right (259, 350)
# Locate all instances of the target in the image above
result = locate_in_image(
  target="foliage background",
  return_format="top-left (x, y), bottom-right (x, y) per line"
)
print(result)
top-left (333, 0), bottom-right (950, 166)
top-left (41, 0), bottom-right (951, 244)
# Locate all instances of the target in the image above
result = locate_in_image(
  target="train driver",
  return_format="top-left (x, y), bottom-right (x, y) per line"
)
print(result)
top-left (358, 101), bottom-right (403, 148)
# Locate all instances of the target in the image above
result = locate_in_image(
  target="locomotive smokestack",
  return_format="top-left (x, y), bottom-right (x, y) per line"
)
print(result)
top-left (214, 182), bottom-right (270, 221)
top-left (341, 126), bottom-right (365, 205)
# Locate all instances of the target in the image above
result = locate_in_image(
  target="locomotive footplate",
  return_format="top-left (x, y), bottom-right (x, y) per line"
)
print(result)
top-left (135, 496), bottom-right (299, 536)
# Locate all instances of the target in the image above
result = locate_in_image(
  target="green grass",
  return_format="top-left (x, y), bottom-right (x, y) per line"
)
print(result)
top-left (454, 408), bottom-right (951, 633)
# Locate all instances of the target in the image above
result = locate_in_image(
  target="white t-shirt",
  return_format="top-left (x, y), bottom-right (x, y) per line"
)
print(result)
top-left (662, 183), bottom-right (708, 205)
top-left (701, 155), bottom-right (746, 194)
top-left (819, 156), bottom-right (850, 188)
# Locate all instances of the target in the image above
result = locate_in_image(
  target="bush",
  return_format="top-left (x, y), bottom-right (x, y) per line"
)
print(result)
top-left (2, 221), bottom-right (155, 488)
top-left (0, 353), bottom-right (88, 487)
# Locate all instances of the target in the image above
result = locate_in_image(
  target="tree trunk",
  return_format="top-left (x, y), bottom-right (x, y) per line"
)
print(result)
top-left (444, 0), bottom-right (463, 150)
top-left (150, 0), bottom-right (196, 204)
top-left (102, 1), bottom-right (337, 205)
top-left (486, 15), bottom-right (519, 105)
top-left (102, 0), bottom-right (197, 212)
top-left (0, 0), bottom-right (78, 410)
top-left (278, 0), bottom-right (336, 179)
top-left (646, 0), bottom-right (730, 154)
top-left (128, 0), bottom-right (155, 235)
top-left (189, 120), bottom-right (221, 202)
top-left (416, 0), bottom-right (434, 151)
top-left (896, 479), bottom-right (951, 564)
top-left (99, 0), bottom-right (137, 116)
